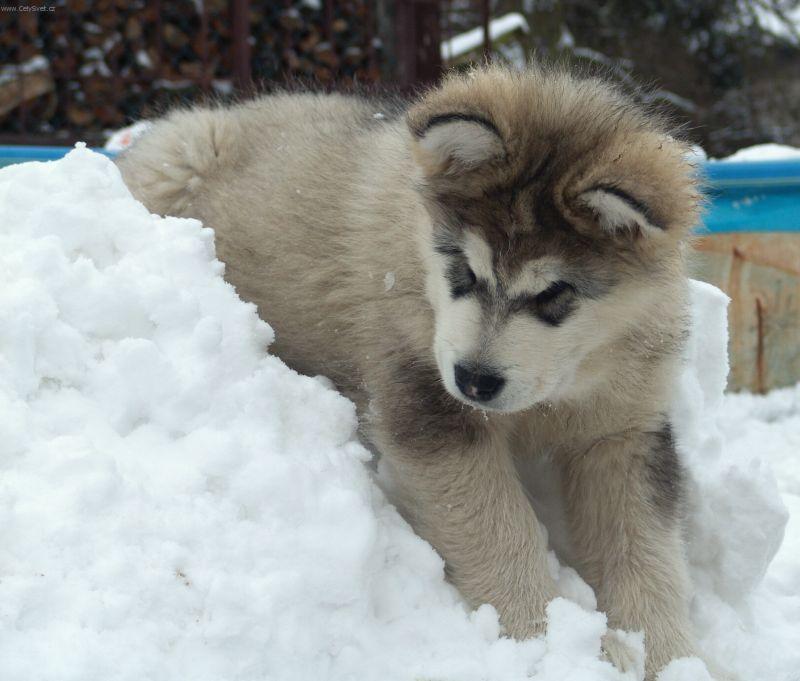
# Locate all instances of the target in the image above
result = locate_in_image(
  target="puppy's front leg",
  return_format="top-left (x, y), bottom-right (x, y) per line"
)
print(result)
top-left (560, 425), bottom-right (697, 679)
top-left (370, 371), bottom-right (557, 639)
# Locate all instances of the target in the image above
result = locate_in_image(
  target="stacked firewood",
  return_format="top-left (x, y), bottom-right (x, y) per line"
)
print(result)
top-left (250, 1), bottom-right (380, 87)
top-left (0, 0), bottom-right (382, 140)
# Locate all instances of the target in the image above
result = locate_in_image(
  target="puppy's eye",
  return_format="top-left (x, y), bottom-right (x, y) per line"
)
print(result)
top-left (465, 266), bottom-right (477, 286)
top-left (513, 280), bottom-right (576, 326)
top-left (535, 280), bottom-right (571, 304)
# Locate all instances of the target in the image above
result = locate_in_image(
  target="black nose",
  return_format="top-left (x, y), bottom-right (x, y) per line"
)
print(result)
top-left (454, 364), bottom-right (505, 402)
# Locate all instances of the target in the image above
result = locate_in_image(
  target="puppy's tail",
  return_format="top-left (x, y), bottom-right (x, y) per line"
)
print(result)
top-left (116, 106), bottom-right (241, 217)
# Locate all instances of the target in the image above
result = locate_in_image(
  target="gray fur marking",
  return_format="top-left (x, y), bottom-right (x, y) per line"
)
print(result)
top-left (646, 423), bottom-right (685, 518)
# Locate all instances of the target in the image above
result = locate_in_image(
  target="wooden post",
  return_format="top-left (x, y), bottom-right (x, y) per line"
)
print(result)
top-left (231, 0), bottom-right (251, 91)
top-left (395, 0), bottom-right (442, 88)
top-left (755, 296), bottom-right (766, 394)
top-left (199, 2), bottom-right (211, 92)
top-left (481, 0), bottom-right (491, 60)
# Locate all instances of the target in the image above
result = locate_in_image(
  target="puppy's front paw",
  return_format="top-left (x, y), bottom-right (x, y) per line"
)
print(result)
top-left (602, 629), bottom-right (645, 680)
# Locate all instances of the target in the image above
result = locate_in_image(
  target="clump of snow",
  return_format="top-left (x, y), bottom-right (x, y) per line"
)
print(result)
top-left (104, 121), bottom-right (152, 152)
top-left (689, 382), bottom-right (800, 681)
top-left (721, 143), bottom-right (800, 162)
top-left (441, 12), bottom-right (529, 60)
top-left (0, 55), bottom-right (50, 86)
top-left (658, 657), bottom-right (714, 681)
top-left (676, 282), bottom-right (787, 600)
top-left (749, 1), bottom-right (800, 45)
top-left (0, 147), bottom-right (798, 680)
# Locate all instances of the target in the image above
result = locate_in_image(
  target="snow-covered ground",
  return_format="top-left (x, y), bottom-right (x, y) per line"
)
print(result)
top-left (0, 148), bottom-right (798, 681)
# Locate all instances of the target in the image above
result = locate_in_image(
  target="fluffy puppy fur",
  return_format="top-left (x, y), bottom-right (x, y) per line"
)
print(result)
top-left (117, 64), bottom-right (721, 679)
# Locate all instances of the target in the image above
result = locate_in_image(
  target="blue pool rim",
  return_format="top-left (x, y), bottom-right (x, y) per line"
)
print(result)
top-left (703, 158), bottom-right (800, 188)
top-left (0, 145), bottom-right (116, 162)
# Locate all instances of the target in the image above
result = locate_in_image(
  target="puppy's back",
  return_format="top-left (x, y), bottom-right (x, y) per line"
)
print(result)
top-left (117, 93), bottom-right (381, 219)
top-left (116, 92), bottom-right (422, 394)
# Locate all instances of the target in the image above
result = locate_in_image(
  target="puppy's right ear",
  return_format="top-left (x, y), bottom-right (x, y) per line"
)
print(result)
top-left (409, 113), bottom-right (505, 176)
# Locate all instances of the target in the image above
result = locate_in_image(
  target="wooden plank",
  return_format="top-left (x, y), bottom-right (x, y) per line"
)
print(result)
top-left (692, 233), bottom-right (800, 392)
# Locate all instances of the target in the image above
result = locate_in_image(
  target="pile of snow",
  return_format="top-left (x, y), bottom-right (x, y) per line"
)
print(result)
top-left (0, 147), bottom-right (797, 681)
top-left (672, 284), bottom-right (797, 681)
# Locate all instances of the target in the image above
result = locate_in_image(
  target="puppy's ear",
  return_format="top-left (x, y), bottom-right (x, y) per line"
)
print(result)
top-left (578, 186), bottom-right (665, 237)
top-left (409, 113), bottom-right (505, 176)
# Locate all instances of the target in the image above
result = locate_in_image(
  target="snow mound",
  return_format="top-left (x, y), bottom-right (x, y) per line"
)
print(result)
top-left (0, 146), bottom-right (624, 680)
top-left (675, 282), bottom-right (787, 600)
top-left (0, 147), bottom-right (796, 680)
top-left (671, 284), bottom-right (797, 681)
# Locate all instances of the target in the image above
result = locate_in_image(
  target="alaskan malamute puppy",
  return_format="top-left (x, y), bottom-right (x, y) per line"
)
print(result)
top-left (118, 65), bottom-right (718, 679)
